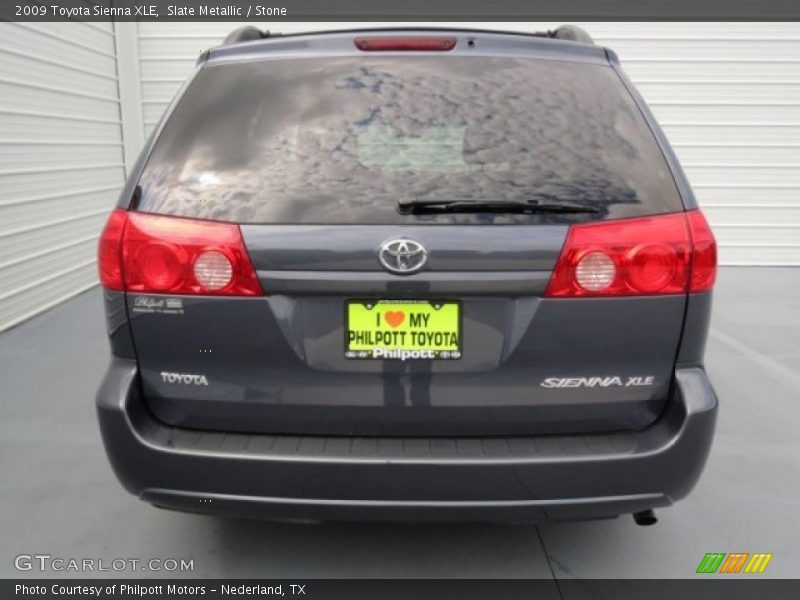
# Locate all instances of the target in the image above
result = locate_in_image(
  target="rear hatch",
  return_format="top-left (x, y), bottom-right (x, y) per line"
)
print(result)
top-left (123, 38), bottom-right (693, 437)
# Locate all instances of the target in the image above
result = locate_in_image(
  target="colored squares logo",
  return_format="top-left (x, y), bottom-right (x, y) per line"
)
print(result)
top-left (697, 552), bottom-right (773, 574)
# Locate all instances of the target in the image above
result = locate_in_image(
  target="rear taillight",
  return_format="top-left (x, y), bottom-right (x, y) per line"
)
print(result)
top-left (97, 209), bottom-right (127, 291)
top-left (686, 210), bottom-right (717, 292)
top-left (354, 37), bottom-right (457, 52)
top-left (544, 210), bottom-right (716, 297)
top-left (97, 209), bottom-right (263, 296)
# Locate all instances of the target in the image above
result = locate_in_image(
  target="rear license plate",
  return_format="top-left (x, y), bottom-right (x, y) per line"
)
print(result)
top-left (345, 300), bottom-right (461, 360)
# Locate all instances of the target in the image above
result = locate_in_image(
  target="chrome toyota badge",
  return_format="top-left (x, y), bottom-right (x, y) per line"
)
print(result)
top-left (378, 239), bottom-right (428, 274)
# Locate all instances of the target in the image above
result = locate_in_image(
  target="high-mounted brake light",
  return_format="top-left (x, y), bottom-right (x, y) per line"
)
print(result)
top-left (354, 37), bottom-right (457, 52)
top-left (97, 209), bottom-right (263, 296)
top-left (544, 210), bottom-right (717, 298)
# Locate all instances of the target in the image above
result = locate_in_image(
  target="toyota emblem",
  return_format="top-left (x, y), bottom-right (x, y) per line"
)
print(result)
top-left (378, 239), bottom-right (428, 274)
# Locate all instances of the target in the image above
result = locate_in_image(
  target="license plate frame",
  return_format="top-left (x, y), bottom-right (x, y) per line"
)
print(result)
top-left (344, 299), bottom-right (462, 360)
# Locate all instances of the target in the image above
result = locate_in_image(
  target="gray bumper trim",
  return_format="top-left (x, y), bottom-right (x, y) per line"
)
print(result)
top-left (97, 359), bottom-right (717, 521)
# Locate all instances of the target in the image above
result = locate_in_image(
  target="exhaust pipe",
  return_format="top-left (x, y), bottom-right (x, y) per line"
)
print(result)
top-left (633, 509), bottom-right (657, 526)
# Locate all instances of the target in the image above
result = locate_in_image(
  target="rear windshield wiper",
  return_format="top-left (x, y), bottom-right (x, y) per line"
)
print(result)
top-left (397, 198), bottom-right (602, 215)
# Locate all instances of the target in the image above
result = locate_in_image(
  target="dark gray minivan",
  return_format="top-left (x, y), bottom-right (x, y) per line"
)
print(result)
top-left (96, 27), bottom-right (718, 524)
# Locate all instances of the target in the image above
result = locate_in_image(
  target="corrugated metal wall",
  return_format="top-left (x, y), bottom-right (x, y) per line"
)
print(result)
top-left (137, 21), bottom-right (800, 267)
top-left (0, 22), bottom-right (126, 332)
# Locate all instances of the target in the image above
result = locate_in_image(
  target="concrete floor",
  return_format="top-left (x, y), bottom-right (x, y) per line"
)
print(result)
top-left (0, 267), bottom-right (798, 580)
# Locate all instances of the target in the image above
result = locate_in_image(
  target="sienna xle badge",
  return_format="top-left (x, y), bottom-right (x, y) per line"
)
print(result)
top-left (96, 26), bottom-right (718, 524)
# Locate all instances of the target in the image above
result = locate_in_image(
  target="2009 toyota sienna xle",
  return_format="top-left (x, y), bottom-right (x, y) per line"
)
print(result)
top-left (95, 26), bottom-right (718, 524)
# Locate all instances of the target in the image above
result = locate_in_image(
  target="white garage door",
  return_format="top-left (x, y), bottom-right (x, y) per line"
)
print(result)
top-left (0, 22), bottom-right (126, 332)
top-left (137, 21), bottom-right (800, 267)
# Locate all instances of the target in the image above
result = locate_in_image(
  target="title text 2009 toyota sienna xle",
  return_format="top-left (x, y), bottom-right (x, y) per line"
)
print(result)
top-left (95, 26), bottom-right (718, 524)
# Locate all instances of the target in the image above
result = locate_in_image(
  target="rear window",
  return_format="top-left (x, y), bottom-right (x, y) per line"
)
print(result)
top-left (137, 56), bottom-right (684, 224)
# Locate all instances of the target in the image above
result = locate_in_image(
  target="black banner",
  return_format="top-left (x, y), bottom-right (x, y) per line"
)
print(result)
top-left (4, 579), bottom-right (800, 600)
top-left (3, 0), bottom-right (800, 21)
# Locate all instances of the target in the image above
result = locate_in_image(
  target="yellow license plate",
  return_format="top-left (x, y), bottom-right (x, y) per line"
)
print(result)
top-left (345, 300), bottom-right (462, 360)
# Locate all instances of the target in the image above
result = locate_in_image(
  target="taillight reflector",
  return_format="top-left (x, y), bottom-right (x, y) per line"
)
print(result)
top-left (354, 37), bottom-right (457, 52)
top-left (97, 209), bottom-right (263, 296)
top-left (544, 210), bottom-right (716, 298)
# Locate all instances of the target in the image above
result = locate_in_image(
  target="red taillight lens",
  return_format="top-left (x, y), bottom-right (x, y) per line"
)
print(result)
top-left (687, 210), bottom-right (717, 292)
top-left (545, 211), bottom-right (715, 298)
top-left (97, 208), bottom-right (127, 291)
top-left (97, 210), bottom-right (263, 296)
top-left (135, 242), bottom-right (186, 291)
top-left (354, 37), bottom-right (457, 52)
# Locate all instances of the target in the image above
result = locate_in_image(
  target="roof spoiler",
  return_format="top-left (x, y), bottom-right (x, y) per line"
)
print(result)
top-left (548, 25), bottom-right (595, 44)
top-left (222, 26), bottom-right (280, 46)
top-left (218, 24), bottom-right (594, 48)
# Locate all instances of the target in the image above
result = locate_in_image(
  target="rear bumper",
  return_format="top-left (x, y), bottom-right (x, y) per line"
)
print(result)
top-left (96, 358), bottom-right (717, 522)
